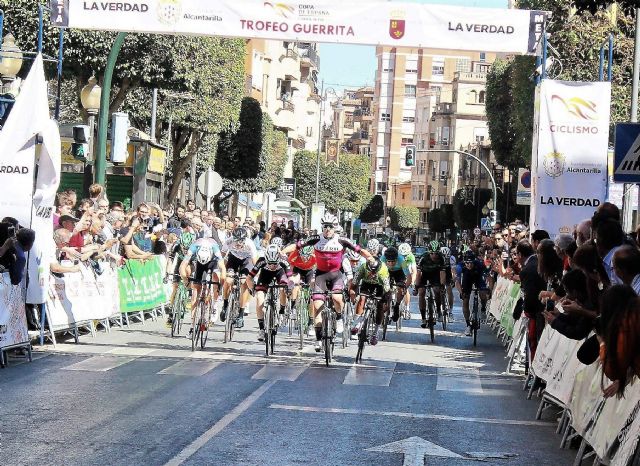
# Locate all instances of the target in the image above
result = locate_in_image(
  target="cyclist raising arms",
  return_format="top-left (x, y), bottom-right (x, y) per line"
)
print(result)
top-left (381, 247), bottom-right (413, 322)
top-left (350, 258), bottom-right (391, 345)
top-left (415, 241), bottom-right (446, 328)
top-left (221, 227), bottom-right (258, 328)
top-left (283, 213), bottom-right (372, 352)
top-left (179, 237), bottom-right (226, 338)
top-left (246, 245), bottom-right (292, 342)
top-left (455, 250), bottom-right (489, 336)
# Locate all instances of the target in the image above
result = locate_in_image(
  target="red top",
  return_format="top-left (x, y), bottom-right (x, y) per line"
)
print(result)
top-left (288, 250), bottom-right (316, 271)
top-left (68, 232), bottom-right (85, 250)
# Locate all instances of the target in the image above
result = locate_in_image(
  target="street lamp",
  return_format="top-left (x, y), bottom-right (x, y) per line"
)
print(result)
top-left (0, 33), bottom-right (23, 92)
top-left (314, 81), bottom-right (343, 203)
top-left (80, 76), bottom-right (101, 159)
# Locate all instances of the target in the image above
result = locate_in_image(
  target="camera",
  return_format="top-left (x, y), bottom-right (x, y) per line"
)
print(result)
top-left (7, 226), bottom-right (15, 238)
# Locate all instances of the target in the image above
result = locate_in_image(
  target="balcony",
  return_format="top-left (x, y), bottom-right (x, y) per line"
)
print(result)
top-left (353, 106), bottom-right (373, 122)
top-left (299, 46), bottom-right (320, 70)
top-left (273, 100), bottom-right (296, 131)
top-left (454, 71), bottom-right (488, 82)
top-left (350, 131), bottom-right (369, 145)
top-left (279, 49), bottom-right (300, 81)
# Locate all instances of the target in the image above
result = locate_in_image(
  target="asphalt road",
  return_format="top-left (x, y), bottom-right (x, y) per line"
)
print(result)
top-left (0, 297), bottom-right (577, 466)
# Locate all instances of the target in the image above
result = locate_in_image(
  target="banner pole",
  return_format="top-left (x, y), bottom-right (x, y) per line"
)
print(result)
top-left (624, 9), bottom-right (640, 232)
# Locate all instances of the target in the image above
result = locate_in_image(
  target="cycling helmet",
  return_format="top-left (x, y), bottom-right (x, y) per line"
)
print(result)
top-left (366, 258), bottom-right (381, 274)
top-left (384, 247), bottom-right (399, 261)
top-left (265, 244), bottom-right (280, 264)
top-left (299, 245), bottom-right (314, 261)
top-left (270, 237), bottom-right (284, 248)
top-left (463, 250), bottom-right (476, 262)
top-left (321, 213), bottom-right (338, 225)
top-left (428, 240), bottom-right (440, 253)
top-left (196, 246), bottom-right (213, 265)
top-left (440, 246), bottom-right (451, 259)
top-left (398, 243), bottom-right (411, 256)
top-left (232, 227), bottom-right (247, 241)
top-left (366, 238), bottom-right (380, 255)
top-left (179, 232), bottom-right (195, 252)
top-left (345, 249), bottom-right (360, 261)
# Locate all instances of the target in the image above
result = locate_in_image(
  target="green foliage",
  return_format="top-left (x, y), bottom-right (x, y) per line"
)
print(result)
top-left (485, 56), bottom-right (535, 169)
top-left (573, 0), bottom-right (638, 15)
top-left (359, 195), bottom-right (385, 223)
top-left (427, 204), bottom-right (455, 233)
top-left (215, 101), bottom-right (287, 195)
top-left (292, 150), bottom-right (371, 213)
top-left (389, 206), bottom-right (419, 231)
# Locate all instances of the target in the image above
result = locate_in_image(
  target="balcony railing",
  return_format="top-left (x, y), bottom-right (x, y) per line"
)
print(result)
top-left (278, 100), bottom-right (295, 112)
top-left (299, 46), bottom-right (320, 69)
top-left (284, 48), bottom-right (299, 60)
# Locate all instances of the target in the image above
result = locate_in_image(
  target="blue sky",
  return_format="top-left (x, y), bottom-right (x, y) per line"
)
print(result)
top-left (318, 0), bottom-right (509, 90)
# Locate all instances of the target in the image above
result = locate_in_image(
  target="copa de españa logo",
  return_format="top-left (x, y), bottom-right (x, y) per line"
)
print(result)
top-left (551, 95), bottom-right (598, 121)
top-left (264, 2), bottom-right (295, 18)
top-left (543, 151), bottom-right (566, 178)
top-left (157, 0), bottom-right (182, 25)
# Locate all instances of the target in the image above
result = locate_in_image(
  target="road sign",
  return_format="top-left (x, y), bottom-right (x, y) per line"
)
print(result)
top-left (480, 217), bottom-right (492, 231)
top-left (197, 168), bottom-right (223, 199)
top-left (473, 227), bottom-right (481, 236)
top-left (516, 168), bottom-right (531, 205)
top-left (367, 436), bottom-right (462, 465)
top-left (279, 177), bottom-right (296, 197)
top-left (614, 123), bottom-right (640, 182)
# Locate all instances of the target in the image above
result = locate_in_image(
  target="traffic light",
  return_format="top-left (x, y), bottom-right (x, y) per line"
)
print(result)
top-left (405, 144), bottom-right (416, 166)
top-left (489, 210), bottom-right (499, 226)
top-left (71, 125), bottom-right (90, 161)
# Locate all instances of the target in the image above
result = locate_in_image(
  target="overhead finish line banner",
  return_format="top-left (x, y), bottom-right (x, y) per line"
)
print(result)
top-left (51, 0), bottom-right (546, 54)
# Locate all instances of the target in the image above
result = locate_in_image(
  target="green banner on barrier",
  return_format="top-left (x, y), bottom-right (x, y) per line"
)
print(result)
top-left (117, 258), bottom-right (167, 313)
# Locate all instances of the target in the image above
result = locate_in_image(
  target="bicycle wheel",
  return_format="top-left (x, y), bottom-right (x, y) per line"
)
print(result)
top-left (355, 315), bottom-right (368, 364)
top-left (441, 293), bottom-right (448, 331)
top-left (323, 309), bottom-right (332, 366)
top-left (200, 304), bottom-right (210, 350)
top-left (171, 290), bottom-right (183, 338)
top-left (297, 295), bottom-right (306, 350)
top-left (396, 301), bottom-right (403, 332)
top-left (472, 299), bottom-right (479, 347)
top-left (381, 303), bottom-right (389, 342)
top-left (264, 301), bottom-right (272, 356)
top-left (428, 298), bottom-right (435, 343)
top-left (192, 303), bottom-right (202, 352)
top-left (224, 291), bottom-right (234, 343)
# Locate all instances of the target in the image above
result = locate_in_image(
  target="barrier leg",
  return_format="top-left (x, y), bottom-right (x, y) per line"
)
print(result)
top-left (523, 373), bottom-right (533, 391)
top-left (0, 349), bottom-right (5, 368)
top-left (73, 325), bottom-right (79, 344)
top-left (39, 303), bottom-right (46, 346)
top-left (556, 409), bottom-right (567, 434)
top-left (527, 376), bottom-right (538, 400)
top-left (574, 439), bottom-right (588, 466)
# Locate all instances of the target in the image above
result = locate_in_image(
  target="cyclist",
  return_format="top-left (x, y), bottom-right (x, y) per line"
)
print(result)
top-left (166, 231), bottom-right (195, 326)
top-left (221, 227), bottom-right (258, 328)
top-left (366, 238), bottom-right (382, 258)
top-left (246, 244), bottom-right (292, 342)
top-left (381, 247), bottom-right (412, 322)
top-left (283, 213), bottom-right (372, 352)
top-left (415, 241), bottom-right (446, 328)
top-left (179, 237), bottom-right (226, 338)
top-left (455, 250), bottom-right (489, 337)
top-left (440, 245), bottom-right (455, 319)
top-left (350, 258), bottom-right (391, 345)
top-left (288, 244), bottom-right (316, 330)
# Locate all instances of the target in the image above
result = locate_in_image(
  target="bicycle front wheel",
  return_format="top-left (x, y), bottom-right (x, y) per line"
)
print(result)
top-left (192, 304), bottom-right (202, 352)
top-left (472, 299), bottom-right (479, 346)
top-left (428, 299), bottom-right (435, 343)
top-left (355, 316), bottom-right (368, 364)
top-left (200, 304), bottom-right (211, 349)
top-left (323, 312), bottom-right (332, 367)
top-left (171, 296), bottom-right (183, 338)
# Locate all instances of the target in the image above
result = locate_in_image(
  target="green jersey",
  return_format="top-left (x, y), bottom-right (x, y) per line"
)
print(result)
top-left (354, 263), bottom-right (391, 293)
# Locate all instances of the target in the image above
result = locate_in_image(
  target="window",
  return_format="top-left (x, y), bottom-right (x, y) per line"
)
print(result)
top-left (420, 139), bottom-right (425, 150)
top-left (429, 160), bottom-right (437, 179)
top-left (406, 58), bottom-right (418, 73)
top-left (440, 160), bottom-right (449, 179)
top-left (469, 90), bottom-right (477, 103)
top-left (480, 52), bottom-right (486, 62)
top-left (306, 126), bottom-right (313, 137)
top-left (421, 212), bottom-right (428, 223)
top-left (432, 58), bottom-right (445, 76)
top-left (479, 91), bottom-right (486, 104)
top-left (418, 160), bottom-right (426, 175)
top-left (418, 187), bottom-right (424, 201)
top-left (402, 192), bottom-right (406, 200)
top-left (401, 137), bottom-right (414, 146)
top-left (378, 157), bottom-right (388, 169)
top-left (456, 58), bottom-right (471, 73)
top-left (412, 187), bottom-right (417, 201)
top-left (380, 112), bottom-right (391, 122)
top-left (376, 182), bottom-right (388, 194)
top-left (404, 85), bottom-right (416, 97)
top-left (402, 116), bottom-right (415, 123)
top-left (442, 127), bottom-right (450, 145)
top-left (427, 187), bottom-right (432, 201)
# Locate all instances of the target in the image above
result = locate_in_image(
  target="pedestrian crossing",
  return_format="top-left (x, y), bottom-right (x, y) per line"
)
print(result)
top-left (56, 352), bottom-right (514, 392)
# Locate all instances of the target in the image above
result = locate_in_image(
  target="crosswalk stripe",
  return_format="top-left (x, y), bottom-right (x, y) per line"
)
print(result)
top-left (436, 367), bottom-right (483, 393)
top-left (62, 355), bottom-right (135, 372)
top-left (158, 360), bottom-right (220, 376)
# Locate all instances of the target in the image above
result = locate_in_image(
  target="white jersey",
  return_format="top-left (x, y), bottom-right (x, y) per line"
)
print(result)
top-left (341, 256), bottom-right (353, 281)
top-left (225, 237), bottom-right (257, 260)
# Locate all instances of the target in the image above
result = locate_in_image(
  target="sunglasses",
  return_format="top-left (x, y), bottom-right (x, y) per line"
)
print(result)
top-left (322, 224), bottom-right (334, 229)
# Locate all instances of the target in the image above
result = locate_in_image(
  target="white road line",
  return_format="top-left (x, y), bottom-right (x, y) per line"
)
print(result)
top-left (62, 355), bottom-right (135, 372)
top-left (268, 404), bottom-right (554, 427)
top-left (436, 367), bottom-right (483, 393)
top-left (164, 379), bottom-right (277, 466)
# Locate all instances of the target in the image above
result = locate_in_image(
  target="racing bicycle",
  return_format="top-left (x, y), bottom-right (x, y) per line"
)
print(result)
top-left (169, 274), bottom-right (188, 338)
top-left (354, 292), bottom-right (382, 364)
top-left (191, 272), bottom-right (219, 351)
top-left (224, 271), bottom-right (246, 343)
top-left (264, 283), bottom-right (288, 356)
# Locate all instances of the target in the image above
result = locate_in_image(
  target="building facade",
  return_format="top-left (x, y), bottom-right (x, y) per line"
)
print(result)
top-left (327, 87), bottom-right (374, 156)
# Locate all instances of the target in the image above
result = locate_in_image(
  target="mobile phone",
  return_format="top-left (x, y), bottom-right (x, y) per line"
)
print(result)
top-left (7, 226), bottom-right (15, 238)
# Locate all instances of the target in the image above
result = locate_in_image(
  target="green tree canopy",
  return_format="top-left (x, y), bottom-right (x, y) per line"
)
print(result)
top-left (360, 195), bottom-right (385, 223)
top-left (389, 206), bottom-right (419, 231)
top-left (292, 150), bottom-right (371, 213)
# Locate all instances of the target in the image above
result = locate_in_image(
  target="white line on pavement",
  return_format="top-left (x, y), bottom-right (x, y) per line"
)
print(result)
top-left (436, 367), bottom-right (483, 393)
top-left (268, 404), bottom-right (555, 427)
top-left (164, 379), bottom-right (278, 466)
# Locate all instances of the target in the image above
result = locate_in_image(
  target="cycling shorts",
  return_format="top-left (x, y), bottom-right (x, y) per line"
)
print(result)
top-left (192, 259), bottom-right (220, 285)
top-left (313, 269), bottom-right (344, 301)
top-left (461, 278), bottom-right (488, 295)
top-left (418, 272), bottom-right (442, 287)
top-left (444, 267), bottom-right (453, 284)
top-left (359, 282), bottom-right (385, 298)
top-left (226, 254), bottom-right (253, 276)
top-left (389, 269), bottom-right (406, 286)
top-left (292, 266), bottom-right (315, 286)
top-left (255, 268), bottom-right (288, 293)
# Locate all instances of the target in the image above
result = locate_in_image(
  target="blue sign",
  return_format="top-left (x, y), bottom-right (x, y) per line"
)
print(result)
top-left (614, 123), bottom-right (640, 183)
top-left (480, 217), bottom-right (491, 231)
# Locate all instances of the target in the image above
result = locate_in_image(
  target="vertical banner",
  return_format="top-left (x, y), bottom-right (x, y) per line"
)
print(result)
top-left (0, 274), bottom-right (28, 349)
top-left (530, 80), bottom-right (611, 236)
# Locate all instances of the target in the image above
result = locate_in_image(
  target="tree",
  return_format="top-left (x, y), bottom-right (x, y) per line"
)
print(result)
top-left (292, 150), bottom-right (371, 213)
top-left (389, 206), bottom-right (419, 231)
top-left (427, 208), bottom-right (447, 233)
top-left (359, 195), bottom-right (385, 223)
top-left (213, 99), bottom-right (288, 207)
top-left (574, 0), bottom-right (639, 14)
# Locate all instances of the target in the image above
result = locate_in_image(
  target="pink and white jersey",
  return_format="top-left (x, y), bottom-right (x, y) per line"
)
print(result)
top-left (299, 235), bottom-right (360, 273)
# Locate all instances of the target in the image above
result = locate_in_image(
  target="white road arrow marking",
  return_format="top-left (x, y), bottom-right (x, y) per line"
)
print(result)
top-left (366, 436), bottom-right (462, 466)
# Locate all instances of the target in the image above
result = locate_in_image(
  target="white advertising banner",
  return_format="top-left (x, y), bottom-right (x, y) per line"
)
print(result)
top-left (0, 273), bottom-right (28, 349)
top-left (0, 55), bottom-right (61, 304)
top-left (52, 0), bottom-right (546, 54)
top-left (46, 263), bottom-right (119, 329)
top-left (530, 80), bottom-right (611, 236)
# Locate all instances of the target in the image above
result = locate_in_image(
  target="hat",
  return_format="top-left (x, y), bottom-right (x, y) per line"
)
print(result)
top-left (59, 214), bottom-right (79, 226)
top-left (554, 234), bottom-right (575, 252)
